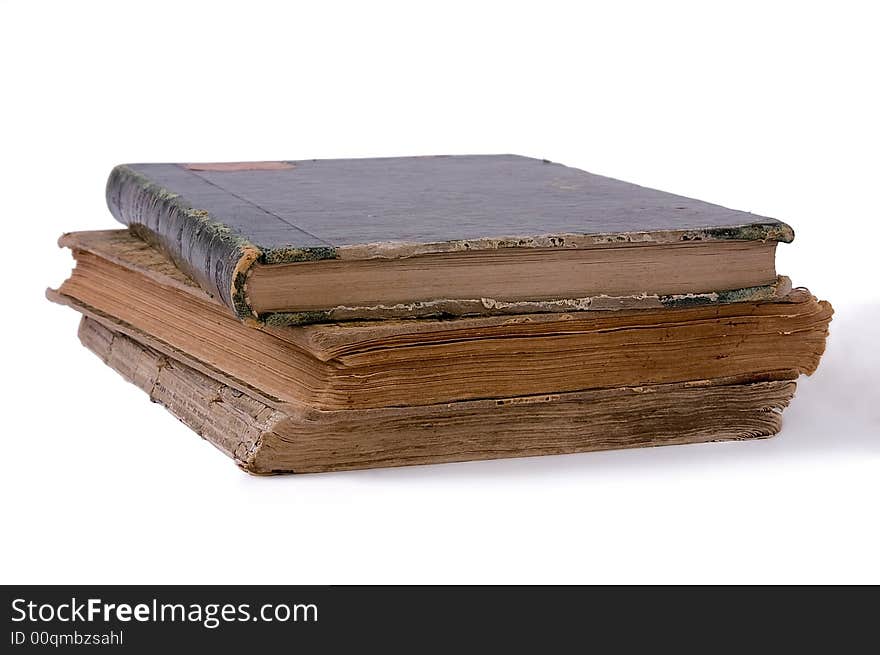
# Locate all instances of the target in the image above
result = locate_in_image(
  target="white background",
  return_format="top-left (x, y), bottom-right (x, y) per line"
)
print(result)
top-left (1, 0), bottom-right (877, 584)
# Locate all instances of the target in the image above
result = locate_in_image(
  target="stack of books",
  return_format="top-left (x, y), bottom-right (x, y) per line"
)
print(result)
top-left (49, 155), bottom-right (832, 473)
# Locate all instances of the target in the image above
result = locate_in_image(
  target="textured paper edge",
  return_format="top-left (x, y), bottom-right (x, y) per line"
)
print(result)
top-left (76, 316), bottom-right (799, 475)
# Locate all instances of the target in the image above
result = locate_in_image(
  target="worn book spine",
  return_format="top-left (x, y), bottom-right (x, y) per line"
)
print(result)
top-left (79, 317), bottom-right (798, 474)
top-left (106, 165), bottom-right (262, 320)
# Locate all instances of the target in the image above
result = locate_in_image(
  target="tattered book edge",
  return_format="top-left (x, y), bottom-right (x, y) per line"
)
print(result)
top-left (258, 277), bottom-right (794, 326)
top-left (76, 316), bottom-right (799, 474)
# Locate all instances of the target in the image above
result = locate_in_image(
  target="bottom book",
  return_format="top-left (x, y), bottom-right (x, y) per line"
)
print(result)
top-left (77, 316), bottom-right (799, 474)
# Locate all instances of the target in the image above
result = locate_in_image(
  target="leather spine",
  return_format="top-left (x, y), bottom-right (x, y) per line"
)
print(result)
top-left (105, 164), bottom-right (261, 319)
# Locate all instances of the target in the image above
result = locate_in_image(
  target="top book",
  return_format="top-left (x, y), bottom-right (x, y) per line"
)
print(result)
top-left (106, 154), bottom-right (793, 325)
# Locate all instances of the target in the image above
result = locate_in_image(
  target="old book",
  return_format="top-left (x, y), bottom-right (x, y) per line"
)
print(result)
top-left (78, 316), bottom-right (799, 474)
top-left (107, 155), bottom-right (794, 324)
top-left (50, 230), bottom-right (832, 411)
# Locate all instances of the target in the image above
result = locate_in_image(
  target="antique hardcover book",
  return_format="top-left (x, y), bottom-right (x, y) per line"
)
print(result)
top-left (79, 316), bottom-right (801, 473)
top-left (106, 155), bottom-right (795, 324)
top-left (50, 231), bottom-right (831, 412)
